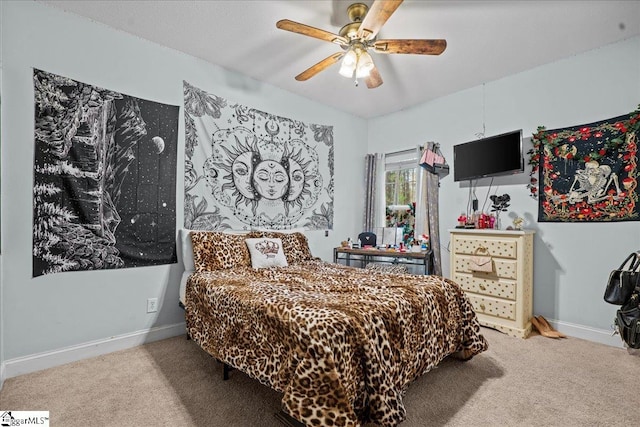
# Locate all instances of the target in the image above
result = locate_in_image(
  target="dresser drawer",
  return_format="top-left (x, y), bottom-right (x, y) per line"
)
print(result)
top-left (453, 273), bottom-right (516, 300)
top-left (453, 237), bottom-right (517, 259)
top-left (467, 294), bottom-right (516, 321)
top-left (454, 255), bottom-right (518, 280)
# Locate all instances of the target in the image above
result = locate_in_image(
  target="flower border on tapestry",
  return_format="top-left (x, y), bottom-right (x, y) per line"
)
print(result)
top-left (526, 106), bottom-right (639, 222)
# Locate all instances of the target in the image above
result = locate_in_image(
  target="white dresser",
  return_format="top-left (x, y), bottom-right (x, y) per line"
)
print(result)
top-left (449, 229), bottom-right (535, 338)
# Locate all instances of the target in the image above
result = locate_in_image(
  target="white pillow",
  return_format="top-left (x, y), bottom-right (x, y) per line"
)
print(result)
top-left (245, 238), bottom-right (288, 269)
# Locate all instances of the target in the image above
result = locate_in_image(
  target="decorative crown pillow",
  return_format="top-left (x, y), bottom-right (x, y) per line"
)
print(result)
top-left (245, 238), bottom-right (288, 269)
top-left (190, 231), bottom-right (251, 271)
top-left (247, 231), bottom-right (312, 264)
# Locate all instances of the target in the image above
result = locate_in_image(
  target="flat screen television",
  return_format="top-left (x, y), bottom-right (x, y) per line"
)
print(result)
top-left (453, 130), bottom-right (524, 182)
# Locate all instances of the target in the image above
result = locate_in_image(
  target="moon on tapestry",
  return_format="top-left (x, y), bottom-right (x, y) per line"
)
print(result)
top-left (32, 69), bottom-right (180, 277)
top-left (152, 136), bottom-right (165, 154)
top-left (182, 80), bottom-right (334, 231)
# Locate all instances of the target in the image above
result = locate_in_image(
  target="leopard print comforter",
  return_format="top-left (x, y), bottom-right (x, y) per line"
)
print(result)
top-left (185, 260), bottom-right (487, 427)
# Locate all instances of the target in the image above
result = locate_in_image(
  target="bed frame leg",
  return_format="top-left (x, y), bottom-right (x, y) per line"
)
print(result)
top-left (214, 358), bottom-right (234, 380)
top-left (223, 362), bottom-right (233, 380)
top-left (274, 410), bottom-right (306, 427)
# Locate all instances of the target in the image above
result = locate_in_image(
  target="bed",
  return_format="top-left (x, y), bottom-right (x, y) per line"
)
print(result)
top-left (180, 230), bottom-right (488, 427)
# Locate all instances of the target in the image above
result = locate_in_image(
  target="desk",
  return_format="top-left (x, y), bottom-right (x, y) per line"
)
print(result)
top-left (333, 247), bottom-right (432, 275)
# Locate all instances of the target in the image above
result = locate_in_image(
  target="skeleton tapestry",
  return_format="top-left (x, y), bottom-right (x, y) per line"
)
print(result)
top-left (183, 81), bottom-right (334, 231)
top-left (33, 69), bottom-right (179, 277)
top-left (528, 107), bottom-right (639, 222)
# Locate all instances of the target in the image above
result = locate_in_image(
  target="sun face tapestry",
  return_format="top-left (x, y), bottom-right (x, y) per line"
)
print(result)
top-left (527, 106), bottom-right (639, 222)
top-left (183, 81), bottom-right (334, 230)
top-left (33, 69), bottom-right (179, 277)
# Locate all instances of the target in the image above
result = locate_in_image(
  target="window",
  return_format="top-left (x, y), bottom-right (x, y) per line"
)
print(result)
top-left (385, 168), bottom-right (417, 207)
top-left (384, 151), bottom-right (419, 245)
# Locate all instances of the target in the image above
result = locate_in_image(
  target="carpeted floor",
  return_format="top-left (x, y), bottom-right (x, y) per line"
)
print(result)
top-left (1, 327), bottom-right (638, 426)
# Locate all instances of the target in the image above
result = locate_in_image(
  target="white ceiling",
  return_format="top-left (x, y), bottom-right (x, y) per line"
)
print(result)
top-left (40, 0), bottom-right (640, 119)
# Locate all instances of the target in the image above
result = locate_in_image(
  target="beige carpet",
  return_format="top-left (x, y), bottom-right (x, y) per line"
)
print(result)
top-left (1, 328), bottom-right (638, 427)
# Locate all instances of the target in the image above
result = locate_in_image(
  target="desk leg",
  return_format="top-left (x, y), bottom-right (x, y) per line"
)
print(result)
top-left (424, 252), bottom-right (432, 275)
top-left (346, 253), bottom-right (351, 267)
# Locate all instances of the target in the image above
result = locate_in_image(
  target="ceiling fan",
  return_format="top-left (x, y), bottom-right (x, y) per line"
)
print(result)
top-left (276, 0), bottom-right (447, 89)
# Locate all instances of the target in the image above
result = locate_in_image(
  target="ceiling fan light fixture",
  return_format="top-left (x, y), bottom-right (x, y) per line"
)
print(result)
top-left (355, 50), bottom-right (374, 78)
top-left (339, 48), bottom-right (358, 77)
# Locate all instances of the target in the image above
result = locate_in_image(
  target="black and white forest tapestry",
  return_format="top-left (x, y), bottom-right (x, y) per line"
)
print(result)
top-left (527, 106), bottom-right (639, 222)
top-left (33, 69), bottom-right (179, 277)
top-left (183, 81), bottom-right (334, 230)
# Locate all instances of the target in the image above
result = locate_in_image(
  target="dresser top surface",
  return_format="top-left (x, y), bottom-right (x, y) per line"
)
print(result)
top-left (449, 228), bottom-right (535, 236)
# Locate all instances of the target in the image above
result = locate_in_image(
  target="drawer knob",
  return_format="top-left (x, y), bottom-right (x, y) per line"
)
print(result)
top-left (479, 284), bottom-right (486, 291)
top-left (480, 303), bottom-right (486, 311)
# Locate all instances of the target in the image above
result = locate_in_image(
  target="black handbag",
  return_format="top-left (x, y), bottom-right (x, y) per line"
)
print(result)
top-left (615, 293), bottom-right (640, 349)
top-left (604, 252), bottom-right (640, 305)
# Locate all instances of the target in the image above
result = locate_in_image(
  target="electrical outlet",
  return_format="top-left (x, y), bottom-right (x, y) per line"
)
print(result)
top-left (147, 298), bottom-right (158, 313)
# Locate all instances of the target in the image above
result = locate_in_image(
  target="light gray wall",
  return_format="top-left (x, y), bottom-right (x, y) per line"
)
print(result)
top-left (0, 1), bottom-right (5, 388)
top-left (0, 276), bottom-right (3, 387)
top-left (368, 35), bottom-right (640, 332)
top-left (2, 1), bottom-right (638, 368)
top-left (0, 1), bottom-right (367, 360)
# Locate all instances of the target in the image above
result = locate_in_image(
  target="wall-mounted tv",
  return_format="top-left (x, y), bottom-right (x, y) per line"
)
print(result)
top-left (453, 130), bottom-right (524, 182)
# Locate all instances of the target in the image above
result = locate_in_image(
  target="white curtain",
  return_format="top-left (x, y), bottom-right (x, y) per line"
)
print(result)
top-left (363, 153), bottom-right (386, 232)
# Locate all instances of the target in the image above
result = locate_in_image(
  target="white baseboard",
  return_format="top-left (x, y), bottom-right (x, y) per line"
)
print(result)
top-left (549, 318), bottom-right (625, 348)
top-left (0, 361), bottom-right (6, 390)
top-left (4, 322), bottom-right (186, 380)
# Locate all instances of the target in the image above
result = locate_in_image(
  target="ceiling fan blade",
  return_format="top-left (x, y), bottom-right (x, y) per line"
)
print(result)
top-left (276, 19), bottom-right (348, 46)
top-left (373, 39), bottom-right (447, 55)
top-left (365, 66), bottom-right (383, 89)
top-left (295, 52), bottom-right (345, 81)
top-left (357, 0), bottom-right (404, 40)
